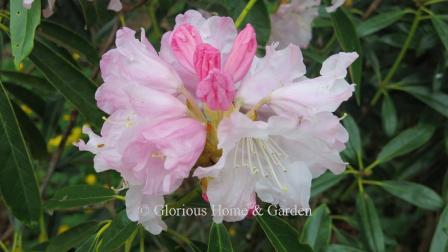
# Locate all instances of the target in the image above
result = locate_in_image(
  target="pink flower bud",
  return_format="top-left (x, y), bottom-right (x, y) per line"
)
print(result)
top-left (170, 24), bottom-right (202, 72)
top-left (196, 69), bottom-right (235, 110)
top-left (193, 43), bottom-right (222, 80)
top-left (223, 24), bottom-right (257, 82)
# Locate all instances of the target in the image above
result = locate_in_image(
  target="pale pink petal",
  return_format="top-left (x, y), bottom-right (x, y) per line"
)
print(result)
top-left (23, 0), bottom-right (34, 9)
top-left (42, 0), bottom-right (56, 18)
top-left (223, 24), bottom-right (257, 82)
top-left (326, 0), bottom-right (345, 13)
top-left (196, 69), bottom-right (235, 110)
top-left (320, 52), bottom-right (358, 79)
top-left (193, 43), bottom-right (221, 80)
top-left (107, 0), bottom-right (122, 12)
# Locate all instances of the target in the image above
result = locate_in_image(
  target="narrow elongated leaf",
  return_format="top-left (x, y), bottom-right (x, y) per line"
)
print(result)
top-left (10, 0), bottom-right (41, 67)
top-left (379, 180), bottom-right (444, 211)
top-left (356, 193), bottom-right (384, 252)
top-left (99, 211), bottom-right (138, 252)
top-left (431, 14), bottom-right (448, 50)
top-left (207, 223), bottom-right (233, 252)
top-left (29, 39), bottom-right (102, 125)
top-left (40, 20), bottom-right (99, 64)
top-left (343, 115), bottom-right (362, 162)
top-left (45, 185), bottom-right (116, 209)
top-left (326, 244), bottom-right (364, 252)
top-left (256, 214), bottom-right (312, 252)
top-left (311, 172), bottom-right (347, 198)
top-left (46, 222), bottom-right (100, 252)
top-left (0, 70), bottom-right (55, 95)
top-left (0, 81), bottom-right (41, 227)
top-left (381, 95), bottom-right (398, 136)
top-left (430, 205), bottom-right (448, 252)
top-left (5, 82), bottom-right (47, 118)
top-left (399, 85), bottom-right (448, 118)
top-left (357, 10), bottom-right (409, 37)
top-left (300, 204), bottom-right (331, 251)
top-left (376, 123), bottom-right (435, 163)
top-left (75, 235), bottom-right (96, 252)
top-left (331, 8), bottom-right (362, 102)
top-left (78, 0), bottom-right (97, 28)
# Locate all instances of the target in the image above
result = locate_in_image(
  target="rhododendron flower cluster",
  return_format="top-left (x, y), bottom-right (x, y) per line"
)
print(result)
top-left (270, 0), bottom-right (346, 48)
top-left (77, 10), bottom-right (358, 234)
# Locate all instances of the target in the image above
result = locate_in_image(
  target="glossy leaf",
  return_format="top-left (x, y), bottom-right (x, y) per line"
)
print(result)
top-left (376, 123), bottom-right (435, 163)
top-left (331, 8), bottom-right (362, 102)
top-left (10, 0), bottom-right (41, 67)
top-left (430, 205), bottom-right (448, 252)
top-left (0, 70), bottom-right (55, 95)
top-left (381, 95), bottom-right (398, 136)
top-left (39, 20), bottom-right (99, 64)
top-left (399, 85), bottom-right (448, 118)
top-left (256, 214), bottom-right (312, 252)
top-left (98, 211), bottom-right (138, 252)
top-left (379, 180), bottom-right (444, 211)
top-left (357, 10), bottom-right (409, 37)
top-left (431, 14), bottom-right (448, 51)
top-left (0, 80), bottom-right (41, 227)
top-left (207, 223), bottom-right (233, 252)
top-left (311, 172), bottom-right (347, 198)
top-left (356, 193), bottom-right (385, 252)
top-left (29, 39), bottom-right (102, 125)
top-left (46, 222), bottom-right (100, 252)
top-left (342, 114), bottom-right (362, 163)
top-left (300, 204), bottom-right (331, 251)
top-left (45, 185), bottom-right (116, 209)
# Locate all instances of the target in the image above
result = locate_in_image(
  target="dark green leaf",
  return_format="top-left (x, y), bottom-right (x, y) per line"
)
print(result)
top-left (75, 234), bottom-right (96, 252)
top-left (46, 222), bottom-right (100, 252)
top-left (39, 20), bottom-right (99, 64)
top-left (311, 172), bottom-right (347, 198)
top-left (326, 244), bottom-right (364, 252)
top-left (342, 114), bottom-right (362, 163)
top-left (399, 85), bottom-right (448, 118)
top-left (207, 223), bottom-right (233, 252)
top-left (300, 204), bottom-right (331, 251)
top-left (0, 80), bottom-right (41, 227)
top-left (0, 70), bottom-right (55, 95)
top-left (256, 214), bottom-right (312, 252)
top-left (29, 39), bottom-right (102, 125)
top-left (330, 8), bottom-right (362, 102)
top-left (430, 205), bottom-right (448, 252)
top-left (431, 14), bottom-right (448, 51)
top-left (78, 0), bottom-right (97, 28)
top-left (356, 193), bottom-right (384, 252)
top-left (5, 82), bottom-right (47, 118)
top-left (45, 185), bottom-right (116, 209)
top-left (379, 180), bottom-right (444, 211)
top-left (357, 10), bottom-right (409, 37)
top-left (10, 0), bottom-right (41, 67)
top-left (381, 95), bottom-right (398, 136)
top-left (376, 123), bottom-right (435, 163)
top-left (99, 211), bottom-right (138, 252)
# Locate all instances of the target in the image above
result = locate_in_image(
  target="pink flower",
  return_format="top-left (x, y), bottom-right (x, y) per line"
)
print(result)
top-left (161, 10), bottom-right (257, 110)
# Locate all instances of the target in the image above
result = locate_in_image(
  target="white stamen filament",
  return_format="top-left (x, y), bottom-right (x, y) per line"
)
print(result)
top-left (233, 137), bottom-right (289, 192)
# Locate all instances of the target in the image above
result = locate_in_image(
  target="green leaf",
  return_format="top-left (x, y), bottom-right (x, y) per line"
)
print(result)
top-left (381, 95), bottom-right (398, 136)
top-left (300, 204), bottom-right (331, 251)
top-left (256, 214), bottom-right (312, 252)
top-left (357, 10), bottom-right (409, 37)
top-left (39, 20), bottom-right (99, 64)
top-left (326, 244), bottom-right (364, 252)
top-left (10, 0), bottom-right (41, 67)
top-left (330, 8), bottom-right (362, 103)
top-left (342, 114), bottom-right (362, 163)
top-left (431, 14), bottom-right (448, 51)
top-left (376, 123), bottom-right (435, 163)
top-left (98, 211), bottom-right (138, 252)
top-left (207, 223), bottom-right (233, 252)
top-left (45, 185), bottom-right (116, 209)
top-left (430, 205), bottom-right (448, 252)
top-left (75, 235), bottom-right (96, 252)
top-left (29, 39), bottom-right (102, 125)
top-left (46, 222), bottom-right (100, 252)
top-left (5, 82), bottom-right (47, 118)
top-left (356, 193), bottom-right (385, 252)
top-left (78, 0), bottom-right (97, 28)
top-left (0, 70), bottom-right (55, 95)
top-left (379, 180), bottom-right (444, 211)
top-left (399, 85), bottom-right (448, 118)
top-left (0, 80), bottom-right (41, 227)
top-left (311, 172), bottom-right (347, 198)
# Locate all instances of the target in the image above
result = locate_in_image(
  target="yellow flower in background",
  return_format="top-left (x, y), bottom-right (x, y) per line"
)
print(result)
top-left (57, 224), bottom-right (70, 234)
top-left (47, 135), bottom-right (62, 150)
top-left (63, 114), bottom-right (71, 121)
top-left (85, 174), bottom-right (97, 185)
top-left (18, 63), bottom-right (25, 72)
top-left (47, 127), bottom-right (83, 151)
top-left (228, 227), bottom-right (236, 237)
top-left (72, 52), bottom-right (81, 61)
top-left (20, 104), bottom-right (33, 115)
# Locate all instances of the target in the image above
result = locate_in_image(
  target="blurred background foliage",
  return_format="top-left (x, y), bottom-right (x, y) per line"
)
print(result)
top-left (0, 0), bottom-right (448, 251)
